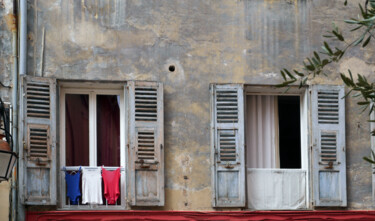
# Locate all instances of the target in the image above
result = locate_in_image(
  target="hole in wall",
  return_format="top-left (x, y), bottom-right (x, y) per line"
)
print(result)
top-left (169, 65), bottom-right (175, 72)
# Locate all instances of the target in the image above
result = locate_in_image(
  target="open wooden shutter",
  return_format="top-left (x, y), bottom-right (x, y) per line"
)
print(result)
top-left (211, 84), bottom-right (245, 207)
top-left (128, 81), bottom-right (164, 206)
top-left (311, 85), bottom-right (346, 207)
top-left (19, 76), bottom-right (56, 205)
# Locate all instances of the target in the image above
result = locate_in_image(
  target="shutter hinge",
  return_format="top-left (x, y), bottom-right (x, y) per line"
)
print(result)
top-left (127, 144), bottom-right (129, 149)
top-left (160, 144), bottom-right (163, 149)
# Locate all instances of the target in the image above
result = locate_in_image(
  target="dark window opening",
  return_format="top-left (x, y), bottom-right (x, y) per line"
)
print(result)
top-left (278, 96), bottom-right (301, 169)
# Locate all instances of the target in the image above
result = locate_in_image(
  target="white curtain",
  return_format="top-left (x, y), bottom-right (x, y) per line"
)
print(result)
top-left (246, 95), bottom-right (278, 168)
top-left (247, 169), bottom-right (307, 210)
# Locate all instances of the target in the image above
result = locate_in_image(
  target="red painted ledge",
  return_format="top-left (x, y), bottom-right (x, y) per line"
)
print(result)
top-left (27, 210), bottom-right (375, 221)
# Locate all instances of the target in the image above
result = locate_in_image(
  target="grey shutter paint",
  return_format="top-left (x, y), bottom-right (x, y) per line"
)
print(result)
top-left (311, 85), bottom-right (346, 207)
top-left (19, 76), bottom-right (56, 205)
top-left (128, 81), bottom-right (164, 206)
top-left (211, 84), bottom-right (245, 207)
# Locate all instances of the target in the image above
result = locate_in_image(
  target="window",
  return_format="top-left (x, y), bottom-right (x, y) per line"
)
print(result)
top-left (244, 88), bottom-right (308, 210)
top-left (211, 84), bottom-right (346, 209)
top-left (59, 84), bottom-right (126, 208)
top-left (19, 77), bottom-right (165, 208)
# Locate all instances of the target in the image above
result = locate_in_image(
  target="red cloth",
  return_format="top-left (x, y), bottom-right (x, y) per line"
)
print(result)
top-left (26, 210), bottom-right (375, 221)
top-left (101, 167), bottom-right (121, 205)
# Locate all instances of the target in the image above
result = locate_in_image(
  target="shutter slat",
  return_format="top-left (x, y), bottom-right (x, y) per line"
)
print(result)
top-left (26, 80), bottom-right (51, 119)
top-left (317, 91), bottom-right (340, 124)
top-left (216, 90), bottom-right (239, 124)
top-left (320, 132), bottom-right (337, 163)
top-left (28, 126), bottom-right (49, 159)
top-left (134, 86), bottom-right (158, 122)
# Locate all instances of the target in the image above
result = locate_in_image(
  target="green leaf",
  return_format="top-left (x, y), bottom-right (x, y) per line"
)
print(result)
top-left (293, 70), bottom-right (304, 77)
top-left (363, 35), bottom-right (371, 47)
top-left (332, 30), bottom-right (344, 41)
top-left (345, 19), bottom-right (360, 24)
top-left (314, 51), bottom-right (321, 62)
top-left (302, 77), bottom-right (308, 85)
top-left (344, 0), bottom-right (347, 6)
top-left (350, 25), bottom-right (363, 31)
top-left (323, 42), bottom-right (333, 54)
top-left (363, 156), bottom-right (375, 164)
top-left (312, 57), bottom-right (320, 66)
top-left (280, 70), bottom-right (286, 81)
top-left (322, 59), bottom-right (329, 66)
top-left (354, 34), bottom-right (365, 46)
top-left (357, 101), bottom-right (370, 105)
top-left (284, 69), bottom-right (296, 80)
top-left (348, 69), bottom-right (354, 82)
top-left (275, 80), bottom-right (296, 88)
top-left (341, 74), bottom-right (355, 87)
top-left (359, 4), bottom-right (366, 18)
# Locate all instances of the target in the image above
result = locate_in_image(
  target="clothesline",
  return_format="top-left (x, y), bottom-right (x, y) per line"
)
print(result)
top-left (64, 166), bottom-right (122, 205)
top-left (61, 166), bottom-right (125, 171)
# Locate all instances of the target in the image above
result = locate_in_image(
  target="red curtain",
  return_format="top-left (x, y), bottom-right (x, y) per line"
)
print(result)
top-left (65, 94), bottom-right (89, 166)
top-left (65, 94), bottom-right (120, 166)
top-left (96, 95), bottom-right (120, 166)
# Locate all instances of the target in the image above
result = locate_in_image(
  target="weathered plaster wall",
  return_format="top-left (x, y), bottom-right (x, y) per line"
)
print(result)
top-left (26, 0), bottom-right (375, 210)
top-left (0, 182), bottom-right (10, 221)
top-left (0, 0), bottom-right (13, 100)
top-left (0, 0), bottom-right (14, 220)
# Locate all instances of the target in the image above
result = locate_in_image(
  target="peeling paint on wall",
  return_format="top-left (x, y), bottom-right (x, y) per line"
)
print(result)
top-left (22, 0), bottom-right (375, 210)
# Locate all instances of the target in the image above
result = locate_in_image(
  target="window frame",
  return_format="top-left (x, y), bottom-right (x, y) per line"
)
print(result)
top-left (244, 85), bottom-right (311, 210)
top-left (58, 82), bottom-right (127, 210)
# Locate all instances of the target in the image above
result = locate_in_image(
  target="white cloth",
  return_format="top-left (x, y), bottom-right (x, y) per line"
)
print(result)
top-left (247, 168), bottom-right (307, 210)
top-left (82, 167), bottom-right (103, 205)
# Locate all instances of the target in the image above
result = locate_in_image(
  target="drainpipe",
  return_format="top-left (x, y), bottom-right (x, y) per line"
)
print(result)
top-left (19, 0), bottom-right (27, 76)
top-left (16, 0), bottom-right (27, 220)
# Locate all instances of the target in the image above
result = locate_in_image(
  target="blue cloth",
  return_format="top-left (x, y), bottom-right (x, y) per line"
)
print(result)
top-left (65, 167), bottom-right (81, 205)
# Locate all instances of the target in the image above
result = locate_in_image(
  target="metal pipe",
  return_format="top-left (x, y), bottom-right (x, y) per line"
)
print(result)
top-left (17, 0), bottom-right (27, 220)
top-left (19, 0), bottom-right (27, 76)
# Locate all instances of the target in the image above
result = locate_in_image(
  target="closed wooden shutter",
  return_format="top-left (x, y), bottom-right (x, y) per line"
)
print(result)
top-left (311, 85), bottom-right (347, 207)
top-left (19, 76), bottom-right (56, 205)
top-left (211, 84), bottom-right (245, 207)
top-left (128, 81), bottom-right (164, 206)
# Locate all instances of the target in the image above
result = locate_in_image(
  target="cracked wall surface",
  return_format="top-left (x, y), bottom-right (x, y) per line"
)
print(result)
top-left (22, 0), bottom-right (375, 210)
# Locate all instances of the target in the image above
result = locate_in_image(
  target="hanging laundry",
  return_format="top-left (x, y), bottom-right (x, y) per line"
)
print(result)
top-left (82, 167), bottom-right (103, 205)
top-left (102, 167), bottom-right (121, 205)
top-left (65, 167), bottom-right (81, 205)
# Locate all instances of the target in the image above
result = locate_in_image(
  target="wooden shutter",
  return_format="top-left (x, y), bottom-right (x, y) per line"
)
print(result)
top-left (211, 84), bottom-right (245, 207)
top-left (311, 85), bottom-right (346, 207)
top-left (19, 76), bottom-right (56, 205)
top-left (128, 81), bottom-right (164, 206)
